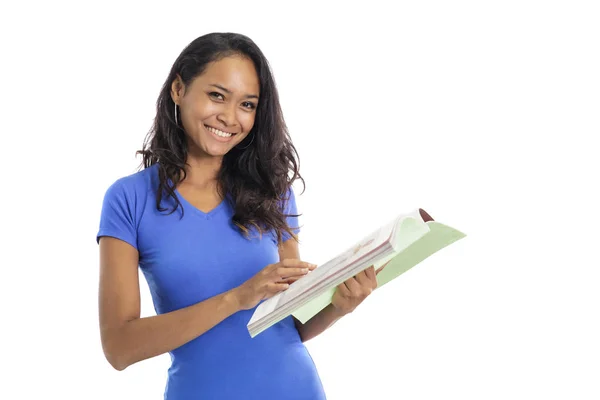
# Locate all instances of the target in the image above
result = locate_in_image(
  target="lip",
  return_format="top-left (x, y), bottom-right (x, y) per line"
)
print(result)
top-left (204, 124), bottom-right (237, 142)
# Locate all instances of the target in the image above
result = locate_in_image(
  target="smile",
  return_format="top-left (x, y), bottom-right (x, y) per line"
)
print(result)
top-left (205, 125), bottom-right (237, 138)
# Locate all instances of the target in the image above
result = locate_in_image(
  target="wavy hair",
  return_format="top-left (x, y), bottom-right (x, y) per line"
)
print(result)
top-left (137, 32), bottom-right (304, 242)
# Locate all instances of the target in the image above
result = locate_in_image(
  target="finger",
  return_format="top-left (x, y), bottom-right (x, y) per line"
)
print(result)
top-left (364, 266), bottom-right (377, 287)
top-left (354, 269), bottom-right (372, 286)
top-left (337, 281), bottom-right (351, 297)
top-left (375, 261), bottom-right (391, 275)
top-left (276, 267), bottom-right (310, 280)
top-left (344, 277), bottom-right (362, 295)
top-left (266, 282), bottom-right (290, 294)
top-left (351, 272), bottom-right (375, 295)
top-left (281, 259), bottom-right (318, 270)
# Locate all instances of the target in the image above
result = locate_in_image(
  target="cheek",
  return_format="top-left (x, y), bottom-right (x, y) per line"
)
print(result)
top-left (239, 112), bottom-right (257, 133)
top-left (195, 102), bottom-right (219, 123)
top-left (182, 103), bottom-right (204, 130)
top-left (185, 97), bottom-right (214, 121)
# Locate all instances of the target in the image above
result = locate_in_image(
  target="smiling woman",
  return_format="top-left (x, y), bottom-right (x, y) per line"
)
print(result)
top-left (137, 34), bottom-right (301, 240)
top-left (96, 32), bottom-right (378, 400)
top-left (171, 56), bottom-right (258, 153)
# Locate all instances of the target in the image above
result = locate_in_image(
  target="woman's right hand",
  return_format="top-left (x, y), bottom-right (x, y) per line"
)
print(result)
top-left (233, 259), bottom-right (317, 310)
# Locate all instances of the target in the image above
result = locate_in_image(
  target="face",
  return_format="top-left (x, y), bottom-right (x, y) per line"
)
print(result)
top-left (171, 55), bottom-right (260, 159)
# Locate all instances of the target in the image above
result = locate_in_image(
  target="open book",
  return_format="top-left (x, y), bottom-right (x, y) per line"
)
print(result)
top-left (247, 208), bottom-right (466, 337)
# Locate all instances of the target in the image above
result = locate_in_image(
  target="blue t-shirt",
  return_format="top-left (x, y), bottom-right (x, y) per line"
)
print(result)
top-left (97, 164), bottom-right (326, 400)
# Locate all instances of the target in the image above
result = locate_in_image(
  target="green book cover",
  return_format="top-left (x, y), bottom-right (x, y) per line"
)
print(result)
top-left (291, 211), bottom-right (466, 324)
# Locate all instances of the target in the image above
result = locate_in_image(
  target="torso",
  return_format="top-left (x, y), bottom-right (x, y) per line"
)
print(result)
top-left (110, 164), bottom-right (327, 399)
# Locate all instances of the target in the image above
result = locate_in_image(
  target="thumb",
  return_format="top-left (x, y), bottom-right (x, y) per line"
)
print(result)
top-left (375, 261), bottom-right (391, 275)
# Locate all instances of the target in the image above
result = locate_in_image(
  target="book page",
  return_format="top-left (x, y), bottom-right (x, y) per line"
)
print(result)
top-left (251, 218), bottom-right (397, 324)
top-left (248, 295), bottom-right (280, 325)
top-left (250, 209), bottom-right (447, 332)
top-left (273, 218), bottom-right (397, 308)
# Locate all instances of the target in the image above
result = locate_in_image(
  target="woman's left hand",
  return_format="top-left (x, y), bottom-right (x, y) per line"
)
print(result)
top-left (331, 265), bottom-right (379, 316)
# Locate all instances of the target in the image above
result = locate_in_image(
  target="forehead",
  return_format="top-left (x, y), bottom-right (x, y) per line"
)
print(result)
top-left (194, 55), bottom-right (260, 95)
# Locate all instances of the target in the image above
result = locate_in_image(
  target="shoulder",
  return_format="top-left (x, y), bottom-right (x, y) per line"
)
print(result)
top-left (97, 165), bottom-right (159, 247)
top-left (103, 164), bottom-right (158, 200)
top-left (99, 164), bottom-right (159, 222)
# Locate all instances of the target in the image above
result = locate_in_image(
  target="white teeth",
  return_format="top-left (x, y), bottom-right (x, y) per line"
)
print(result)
top-left (206, 125), bottom-right (233, 138)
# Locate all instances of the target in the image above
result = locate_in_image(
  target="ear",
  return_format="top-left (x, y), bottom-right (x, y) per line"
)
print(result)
top-left (170, 74), bottom-right (184, 105)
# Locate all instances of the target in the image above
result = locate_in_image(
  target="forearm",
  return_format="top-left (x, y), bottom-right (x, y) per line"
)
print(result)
top-left (294, 304), bottom-right (346, 342)
top-left (103, 289), bottom-right (240, 370)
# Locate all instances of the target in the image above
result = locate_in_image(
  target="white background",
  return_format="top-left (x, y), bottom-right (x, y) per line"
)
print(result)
top-left (2, 1), bottom-right (599, 399)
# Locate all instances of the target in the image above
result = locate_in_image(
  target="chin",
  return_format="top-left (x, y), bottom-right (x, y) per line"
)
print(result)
top-left (185, 138), bottom-right (226, 158)
top-left (205, 147), bottom-right (231, 157)
top-left (200, 141), bottom-right (237, 158)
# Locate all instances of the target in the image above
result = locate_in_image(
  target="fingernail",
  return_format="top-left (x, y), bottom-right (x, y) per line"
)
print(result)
top-left (302, 268), bottom-right (309, 273)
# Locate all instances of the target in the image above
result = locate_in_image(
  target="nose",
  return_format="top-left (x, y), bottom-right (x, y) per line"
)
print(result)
top-left (216, 103), bottom-right (237, 127)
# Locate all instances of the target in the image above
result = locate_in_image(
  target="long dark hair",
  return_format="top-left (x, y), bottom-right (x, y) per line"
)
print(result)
top-left (137, 32), bottom-right (304, 242)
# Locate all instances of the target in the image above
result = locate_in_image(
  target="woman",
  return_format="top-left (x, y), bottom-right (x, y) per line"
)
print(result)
top-left (97, 32), bottom-right (378, 399)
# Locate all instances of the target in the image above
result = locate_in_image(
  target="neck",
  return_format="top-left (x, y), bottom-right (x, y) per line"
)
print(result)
top-left (182, 153), bottom-right (223, 189)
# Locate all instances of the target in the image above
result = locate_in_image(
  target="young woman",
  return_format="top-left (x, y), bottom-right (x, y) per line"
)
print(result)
top-left (97, 32), bottom-right (378, 399)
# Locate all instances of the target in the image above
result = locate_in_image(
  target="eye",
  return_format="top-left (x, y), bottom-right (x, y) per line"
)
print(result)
top-left (209, 92), bottom-right (224, 101)
top-left (242, 101), bottom-right (257, 110)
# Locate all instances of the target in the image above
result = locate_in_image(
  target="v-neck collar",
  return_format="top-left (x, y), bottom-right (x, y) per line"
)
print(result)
top-left (173, 188), bottom-right (229, 219)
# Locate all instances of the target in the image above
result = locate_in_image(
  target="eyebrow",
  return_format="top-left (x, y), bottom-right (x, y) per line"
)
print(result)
top-left (210, 84), bottom-right (259, 100)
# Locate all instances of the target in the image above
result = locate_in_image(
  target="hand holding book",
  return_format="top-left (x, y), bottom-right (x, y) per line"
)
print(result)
top-left (330, 265), bottom-right (379, 316)
top-left (232, 259), bottom-right (317, 310)
top-left (247, 208), bottom-right (466, 337)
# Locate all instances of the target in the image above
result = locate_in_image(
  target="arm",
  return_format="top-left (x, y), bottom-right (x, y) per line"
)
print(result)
top-left (293, 303), bottom-right (346, 343)
top-left (99, 237), bottom-right (241, 371)
top-left (278, 238), bottom-right (346, 342)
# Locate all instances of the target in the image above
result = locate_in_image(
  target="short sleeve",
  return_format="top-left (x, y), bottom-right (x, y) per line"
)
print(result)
top-left (96, 179), bottom-right (138, 250)
top-left (281, 187), bottom-right (301, 242)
